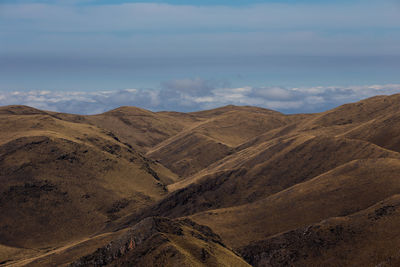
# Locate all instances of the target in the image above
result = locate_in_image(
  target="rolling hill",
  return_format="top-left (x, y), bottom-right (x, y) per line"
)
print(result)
top-left (0, 106), bottom-right (177, 262)
top-left (2, 93), bottom-right (400, 266)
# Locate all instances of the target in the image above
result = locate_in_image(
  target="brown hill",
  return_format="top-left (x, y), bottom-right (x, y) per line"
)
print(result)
top-left (3, 94), bottom-right (400, 266)
top-left (9, 217), bottom-right (250, 267)
top-left (147, 132), bottom-right (234, 177)
top-left (0, 107), bottom-right (177, 260)
top-left (343, 112), bottom-right (400, 153)
top-left (153, 135), bottom-right (400, 218)
top-left (86, 107), bottom-right (199, 152)
top-left (0, 105), bottom-right (47, 115)
top-left (189, 158), bottom-right (400, 247)
top-left (147, 106), bottom-right (292, 177)
top-left (69, 217), bottom-right (249, 267)
top-left (50, 106), bottom-right (199, 153)
top-left (239, 194), bottom-right (400, 266)
top-left (311, 94), bottom-right (400, 127)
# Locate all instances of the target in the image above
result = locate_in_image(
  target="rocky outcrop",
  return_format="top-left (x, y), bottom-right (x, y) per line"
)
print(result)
top-left (238, 223), bottom-right (357, 267)
top-left (70, 217), bottom-right (248, 267)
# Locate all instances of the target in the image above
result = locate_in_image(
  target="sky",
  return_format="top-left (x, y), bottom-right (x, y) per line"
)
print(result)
top-left (1, 0), bottom-right (400, 114)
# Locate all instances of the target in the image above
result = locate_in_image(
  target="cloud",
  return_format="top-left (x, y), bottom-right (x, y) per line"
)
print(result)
top-left (161, 78), bottom-right (217, 97)
top-left (1, 1), bottom-right (399, 92)
top-left (252, 87), bottom-right (294, 101)
top-left (1, 81), bottom-right (400, 114)
top-left (0, 89), bottom-right (160, 114)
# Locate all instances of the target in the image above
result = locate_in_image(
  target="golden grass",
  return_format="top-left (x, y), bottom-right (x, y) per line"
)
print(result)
top-left (3, 94), bottom-right (400, 266)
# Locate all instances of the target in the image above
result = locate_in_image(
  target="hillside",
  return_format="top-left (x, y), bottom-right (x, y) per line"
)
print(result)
top-left (146, 106), bottom-right (291, 177)
top-left (49, 106), bottom-right (199, 153)
top-left (2, 94), bottom-right (400, 266)
top-left (239, 194), bottom-right (400, 266)
top-left (14, 217), bottom-right (249, 267)
top-left (189, 158), bottom-right (400, 247)
top-left (0, 106), bottom-right (178, 263)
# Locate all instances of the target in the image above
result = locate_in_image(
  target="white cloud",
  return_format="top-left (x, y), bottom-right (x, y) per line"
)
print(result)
top-left (1, 82), bottom-right (400, 114)
top-left (252, 87), bottom-right (293, 101)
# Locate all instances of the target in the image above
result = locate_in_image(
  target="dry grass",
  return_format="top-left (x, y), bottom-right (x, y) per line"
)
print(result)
top-left (3, 94), bottom-right (400, 266)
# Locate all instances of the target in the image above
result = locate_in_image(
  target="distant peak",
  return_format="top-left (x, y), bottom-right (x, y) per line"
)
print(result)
top-left (189, 104), bottom-right (281, 117)
top-left (0, 105), bottom-right (47, 115)
top-left (101, 106), bottom-right (154, 116)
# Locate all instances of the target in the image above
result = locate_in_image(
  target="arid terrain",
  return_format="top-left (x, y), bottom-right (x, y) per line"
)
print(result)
top-left (1, 94), bottom-right (400, 266)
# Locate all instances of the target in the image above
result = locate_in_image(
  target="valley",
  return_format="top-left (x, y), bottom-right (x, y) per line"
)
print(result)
top-left (1, 94), bottom-right (400, 266)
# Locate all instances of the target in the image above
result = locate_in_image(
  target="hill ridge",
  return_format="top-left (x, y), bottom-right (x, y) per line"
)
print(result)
top-left (3, 93), bottom-right (400, 266)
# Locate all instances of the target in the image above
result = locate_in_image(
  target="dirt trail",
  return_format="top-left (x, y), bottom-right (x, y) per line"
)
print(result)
top-left (4, 233), bottom-right (112, 267)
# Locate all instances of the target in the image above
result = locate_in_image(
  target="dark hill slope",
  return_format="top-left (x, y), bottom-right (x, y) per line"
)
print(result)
top-left (70, 217), bottom-right (249, 267)
top-left (86, 107), bottom-right (199, 152)
top-left (147, 106), bottom-right (295, 177)
top-left (153, 135), bottom-right (400, 218)
top-left (49, 106), bottom-right (199, 153)
top-left (0, 108), bottom-right (176, 253)
top-left (190, 158), bottom-right (400, 247)
top-left (239, 194), bottom-right (400, 267)
top-left (19, 217), bottom-right (250, 267)
top-left (3, 94), bottom-right (400, 266)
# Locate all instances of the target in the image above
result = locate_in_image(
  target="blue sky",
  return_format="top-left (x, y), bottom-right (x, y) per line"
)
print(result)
top-left (0, 0), bottom-right (359, 5)
top-left (1, 0), bottom-right (400, 114)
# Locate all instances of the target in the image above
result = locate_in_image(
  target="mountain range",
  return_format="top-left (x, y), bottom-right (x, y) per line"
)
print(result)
top-left (1, 94), bottom-right (400, 266)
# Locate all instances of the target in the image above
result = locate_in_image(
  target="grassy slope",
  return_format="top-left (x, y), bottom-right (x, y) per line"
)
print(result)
top-left (3, 94), bottom-right (400, 266)
top-left (0, 107), bottom-right (178, 263)
top-left (147, 106), bottom-right (291, 177)
top-left (190, 158), bottom-right (400, 247)
top-left (239, 194), bottom-right (400, 266)
top-left (18, 217), bottom-right (250, 267)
